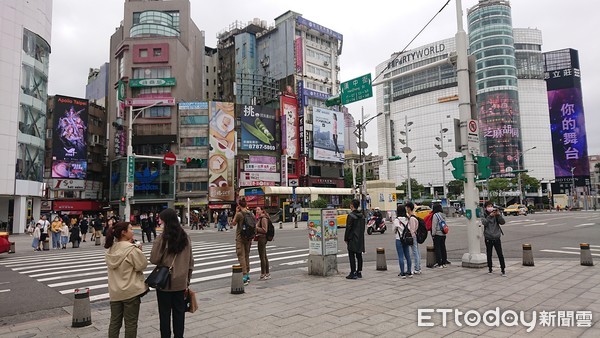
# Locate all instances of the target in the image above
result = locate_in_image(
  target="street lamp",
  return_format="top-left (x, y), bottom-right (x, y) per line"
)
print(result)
top-left (125, 101), bottom-right (163, 222)
top-left (356, 111), bottom-right (382, 212)
top-left (399, 116), bottom-right (413, 200)
top-left (517, 146), bottom-right (536, 204)
top-left (434, 124), bottom-right (449, 199)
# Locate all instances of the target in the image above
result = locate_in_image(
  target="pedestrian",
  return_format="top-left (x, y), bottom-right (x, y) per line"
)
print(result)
top-left (232, 198), bottom-right (252, 285)
top-left (431, 203), bottom-right (448, 268)
top-left (218, 210), bottom-right (229, 231)
top-left (405, 201), bottom-right (422, 275)
top-left (140, 213), bottom-right (151, 243)
top-left (345, 199), bottom-right (365, 279)
top-left (92, 214), bottom-right (104, 242)
top-left (70, 221), bottom-right (81, 248)
top-left (393, 204), bottom-right (412, 278)
top-left (105, 221), bottom-right (148, 338)
top-left (149, 212), bottom-right (158, 240)
top-left (255, 207), bottom-right (271, 280)
top-left (60, 222), bottom-right (69, 249)
top-left (37, 215), bottom-right (50, 250)
top-left (31, 223), bottom-right (41, 251)
top-left (213, 210), bottom-right (218, 227)
top-left (482, 201), bottom-right (507, 276)
top-left (51, 216), bottom-right (63, 249)
top-left (79, 216), bottom-right (89, 242)
top-left (150, 208), bottom-right (194, 338)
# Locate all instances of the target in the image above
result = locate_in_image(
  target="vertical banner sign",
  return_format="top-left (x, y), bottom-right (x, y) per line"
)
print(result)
top-left (239, 105), bottom-right (276, 151)
top-left (281, 95), bottom-right (299, 159)
top-left (322, 209), bottom-right (338, 255)
top-left (52, 95), bottom-right (89, 179)
top-left (312, 107), bottom-right (345, 163)
top-left (307, 209), bottom-right (322, 255)
top-left (297, 80), bottom-right (305, 154)
top-left (209, 102), bottom-right (236, 202)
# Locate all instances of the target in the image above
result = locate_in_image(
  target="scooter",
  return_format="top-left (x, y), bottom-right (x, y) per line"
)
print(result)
top-left (366, 216), bottom-right (386, 235)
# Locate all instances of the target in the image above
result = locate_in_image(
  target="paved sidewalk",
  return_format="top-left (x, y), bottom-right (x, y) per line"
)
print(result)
top-left (0, 258), bottom-right (598, 337)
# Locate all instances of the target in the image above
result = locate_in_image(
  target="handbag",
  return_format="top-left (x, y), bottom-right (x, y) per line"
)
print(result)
top-left (145, 246), bottom-right (178, 289)
top-left (436, 213), bottom-right (449, 234)
top-left (184, 288), bottom-right (198, 313)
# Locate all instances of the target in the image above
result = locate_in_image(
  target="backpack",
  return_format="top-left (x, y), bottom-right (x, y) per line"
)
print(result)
top-left (241, 211), bottom-right (256, 240)
top-left (424, 212), bottom-right (433, 232)
top-left (398, 219), bottom-right (414, 246)
top-left (265, 217), bottom-right (275, 241)
top-left (435, 213), bottom-right (449, 234)
top-left (411, 215), bottom-right (428, 244)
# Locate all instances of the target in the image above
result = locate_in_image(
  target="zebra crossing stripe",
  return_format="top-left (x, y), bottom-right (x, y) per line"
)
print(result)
top-left (539, 249), bottom-right (600, 257)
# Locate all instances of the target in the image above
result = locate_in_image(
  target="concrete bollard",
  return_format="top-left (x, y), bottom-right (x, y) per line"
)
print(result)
top-left (72, 288), bottom-right (92, 327)
top-left (95, 236), bottom-right (101, 246)
top-left (376, 248), bottom-right (387, 271)
top-left (522, 243), bottom-right (534, 266)
top-left (279, 221), bottom-right (282, 229)
top-left (8, 242), bottom-right (15, 254)
top-left (231, 265), bottom-right (244, 294)
top-left (580, 243), bottom-right (594, 266)
top-left (43, 239), bottom-right (50, 251)
top-left (426, 245), bottom-right (436, 268)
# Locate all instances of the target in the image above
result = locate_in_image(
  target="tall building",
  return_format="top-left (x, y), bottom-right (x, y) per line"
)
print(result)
top-left (86, 63), bottom-right (109, 108)
top-left (106, 0), bottom-right (207, 216)
top-left (0, 0), bottom-right (52, 233)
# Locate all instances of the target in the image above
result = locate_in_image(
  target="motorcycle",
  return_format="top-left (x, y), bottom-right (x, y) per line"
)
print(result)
top-left (366, 216), bottom-right (386, 235)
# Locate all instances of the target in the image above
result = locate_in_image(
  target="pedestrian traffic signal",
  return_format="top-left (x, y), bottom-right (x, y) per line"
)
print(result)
top-left (476, 156), bottom-right (492, 180)
top-left (450, 156), bottom-right (466, 181)
top-left (120, 196), bottom-right (126, 206)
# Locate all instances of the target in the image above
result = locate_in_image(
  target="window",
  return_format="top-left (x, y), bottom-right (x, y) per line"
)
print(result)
top-left (180, 137), bottom-right (209, 147)
top-left (132, 67), bottom-right (171, 78)
top-left (141, 106), bottom-right (171, 118)
top-left (180, 116), bottom-right (209, 125)
top-left (153, 48), bottom-right (162, 56)
top-left (140, 49), bottom-right (148, 57)
top-left (206, 79), bottom-right (209, 86)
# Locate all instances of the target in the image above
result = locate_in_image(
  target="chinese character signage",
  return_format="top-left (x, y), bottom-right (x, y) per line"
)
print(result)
top-left (239, 104), bottom-right (276, 151)
top-left (209, 102), bottom-right (235, 202)
top-left (312, 107), bottom-right (345, 163)
top-left (281, 95), bottom-right (299, 159)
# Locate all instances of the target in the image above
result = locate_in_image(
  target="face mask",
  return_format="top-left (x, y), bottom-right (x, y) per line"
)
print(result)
top-left (486, 207), bottom-right (495, 213)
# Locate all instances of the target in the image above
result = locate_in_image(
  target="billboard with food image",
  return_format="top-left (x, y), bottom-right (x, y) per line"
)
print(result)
top-left (239, 104), bottom-right (276, 151)
top-left (208, 101), bottom-right (236, 202)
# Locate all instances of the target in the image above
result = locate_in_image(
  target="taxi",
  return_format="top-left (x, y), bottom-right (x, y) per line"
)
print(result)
top-left (336, 209), bottom-right (351, 228)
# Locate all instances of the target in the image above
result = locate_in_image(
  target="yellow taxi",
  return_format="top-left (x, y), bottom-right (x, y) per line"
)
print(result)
top-left (503, 204), bottom-right (528, 216)
top-left (414, 205), bottom-right (433, 219)
top-left (336, 209), bottom-right (351, 228)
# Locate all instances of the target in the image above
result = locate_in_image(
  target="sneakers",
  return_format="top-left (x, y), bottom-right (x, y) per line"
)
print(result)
top-left (442, 265), bottom-right (447, 268)
top-left (259, 274), bottom-right (265, 280)
top-left (413, 270), bottom-right (422, 275)
top-left (407, 273), bottom-right (413, 278)
top-left (356, 272), bottom-right (362, 279)
top-left (264, 274), bottom-right (271, 280)
top-left (243, 274), bottom-right (250, 285)
top-left (399, 273), bottom-right (406, 279)
top-left (346, 272), bottom-right (357, 280)
top-left (501, 271), bottom-right (507, 277)
top-left (488, 270), bottom-right (493, 274)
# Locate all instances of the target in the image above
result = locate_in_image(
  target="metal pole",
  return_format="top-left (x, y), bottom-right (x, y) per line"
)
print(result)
top-left (187, 197), bottom-right (190, 228)
top-left (361, 108), bottom-right (367, 212)
top-left (352, 160), bottom-right (357, 198)
top-left (125, 104), bottom-right (133, 222)
top-left (440, 124), bottom-right (447, 199)
top-left (405, 116), bottom-right (412, 201)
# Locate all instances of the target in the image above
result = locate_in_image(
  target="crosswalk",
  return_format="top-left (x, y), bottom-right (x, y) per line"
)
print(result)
top-left (540, 244), bottom-right (600, 257)
top-left (0, 241), bottom-right (320, 302)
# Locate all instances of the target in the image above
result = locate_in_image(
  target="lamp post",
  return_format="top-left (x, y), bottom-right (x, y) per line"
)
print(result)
top-left (517, 146), bottom-right (536, 204)
top-left (356, 110), bottom-right (382, 212)
top-left (435, 124), bottom-right (449, 199)
top-left (399, 115), bottom-right (413, 200)
top-left (125, 101), bottom-right (163, 222)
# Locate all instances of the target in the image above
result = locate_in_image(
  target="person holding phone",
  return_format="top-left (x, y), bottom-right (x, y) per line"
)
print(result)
top-left (482, 201), bottom-right (506, 276)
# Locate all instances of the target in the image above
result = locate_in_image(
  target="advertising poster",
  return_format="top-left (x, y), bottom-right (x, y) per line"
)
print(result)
top-left (477, 91), bottom-right (523, 175)
top-left (307, 209), bottom-right (323, 255)
top-left (239, 104), bottom-right (276, 151)
top-left (322, 209), bottom-right (338, 255)
top-left (295, 37), bottom-right (303, 74)
top-left (52, 95), bottom-right (89, 161)
top-left (548, 87), bottom-right (589, 178)
top-left (208, 102), bottom-right (236, 202)
top-left (51, 160), bottom-right (87, 179)
top-left (312, 107), bottom-right (345, 163)
top-left (281, 95), bottom-right (299, 159)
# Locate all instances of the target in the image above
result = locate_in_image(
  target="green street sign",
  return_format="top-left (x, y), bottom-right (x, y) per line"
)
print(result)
top-left (129, 78), bottom-right (177, 87)
top-left (341, 73), bottom-right (373, 105)
top-left (127, 156), bottom-right (135, 182)
top-left (117, 80), bottom-right (125, 101)
top-left (388, 156), bottom-right (402, 161)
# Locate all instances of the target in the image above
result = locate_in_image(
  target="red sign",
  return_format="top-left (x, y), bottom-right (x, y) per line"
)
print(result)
top-left (469, 120), bottom-right (478, 133)
top-left (53, 200), bottom-right (103, 211)
top-left (163, 152), bottom-right (177, 166)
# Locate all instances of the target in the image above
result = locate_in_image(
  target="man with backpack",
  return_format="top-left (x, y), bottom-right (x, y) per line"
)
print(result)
top-left (405, 201), bottom-right (422, 275)
top-left (232, 198), bottom-right (255, 285)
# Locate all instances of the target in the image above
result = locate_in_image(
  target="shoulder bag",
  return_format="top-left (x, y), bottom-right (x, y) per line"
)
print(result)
top-left (146, 245), bottom-right (178, 289)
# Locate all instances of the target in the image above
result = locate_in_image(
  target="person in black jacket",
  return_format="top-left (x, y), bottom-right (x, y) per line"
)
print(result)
top-left (481, 201), bottom-right (506, 276)
top-left (344, 199), bottom-right (365, 279)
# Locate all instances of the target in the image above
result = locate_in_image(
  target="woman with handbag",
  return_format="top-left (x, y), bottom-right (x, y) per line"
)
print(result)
top-left (431, 203), bottom-right (448, 268)
top-left (105, 221), bottom-right (148, 338)
top-left (393, 204), bottom-right (413, 279)
top-left (150, 208), bottom-right (194, 338)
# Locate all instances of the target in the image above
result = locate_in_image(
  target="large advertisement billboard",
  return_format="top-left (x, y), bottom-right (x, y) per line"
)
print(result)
top-left (548, 87), bottom-right (589, 178)
top-left (239, 104), bottom-right (276, 151)
top-left (52, 95), bottom-right (89, 161)
top-left (208, 102), bottom-right (236, 202)
top-left (313, 107), bottom-right (345, 163)
top-left (477, 91), bottom-right (522, 175)
top-left (281, 95), bottom-right (299, 159)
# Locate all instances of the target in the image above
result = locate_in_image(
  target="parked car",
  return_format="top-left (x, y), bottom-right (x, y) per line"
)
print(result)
top-left (336, 209), bottom-right (351, 228)
top-left (414, 205), bottom-right (433, 219)
top-left (503, 204), bottom-right (528, 216)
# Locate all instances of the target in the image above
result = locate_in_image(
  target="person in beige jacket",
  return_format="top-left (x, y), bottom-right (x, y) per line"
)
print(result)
top-left (105, 221), bottom-right (148, 338)
top-left (150, 208), bottom-right (194, 338)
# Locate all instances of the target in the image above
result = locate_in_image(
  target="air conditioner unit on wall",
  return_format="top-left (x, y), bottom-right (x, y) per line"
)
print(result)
top-left (324, 61), bottom-right (329, 66)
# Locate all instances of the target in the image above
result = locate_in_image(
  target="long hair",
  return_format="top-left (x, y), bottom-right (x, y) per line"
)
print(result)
top-left (432, 203), bottom-right (443, 214)
top-left (104, 222), bottom-right (130, 249)
top-left (160, 208), bottom-right (188, 254)
top-left (396, 204), bottom-right (407, 218)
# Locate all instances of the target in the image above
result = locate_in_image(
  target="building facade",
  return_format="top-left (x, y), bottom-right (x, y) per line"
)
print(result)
top-left (86, 62), bottom-right (109, 108)
top-left (0, 0), bottom-right (52, 233)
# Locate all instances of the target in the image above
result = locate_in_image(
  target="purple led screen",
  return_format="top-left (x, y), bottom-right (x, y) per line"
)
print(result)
top-left (548, 87), bottom-right (589, 177)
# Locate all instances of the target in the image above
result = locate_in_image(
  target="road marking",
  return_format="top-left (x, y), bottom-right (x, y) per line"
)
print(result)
top-left (280, 260), bottom-right (307, 266)
top-left (574, 223), bottom-right (595, 228)
top-left (0, 289), bottom-right (10, 293)
top-left (523, 223), bottom-right (547, 227)
top-left (540, 249), bottom-right (600, 257)
top-left (560, 246), bottom-right (600, 252)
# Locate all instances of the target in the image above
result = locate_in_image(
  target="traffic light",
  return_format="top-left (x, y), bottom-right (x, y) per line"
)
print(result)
top-left (450, 156), bottom-right (466, 181)
top-left (476, 155), bottom-right (492, 180)
top-left (120, 196), bottom-right (126, 206)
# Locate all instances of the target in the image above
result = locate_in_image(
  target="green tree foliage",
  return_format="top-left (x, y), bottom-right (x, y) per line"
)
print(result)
top-left (396, 179), bottom-right (425, 199)
top-left (488, 178), bottom-right (510, 204)
top-left (447, 180), bottom-right (464, 198)
top-left (310, 198), bottom-right (328, 209)
top-left (510, 173), bottom-right (540, 192)
top-left (341, 197), bottom-right (353, 208)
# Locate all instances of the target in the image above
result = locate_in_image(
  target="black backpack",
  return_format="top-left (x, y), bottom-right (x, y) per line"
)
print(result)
top-left (265, 217), bottom-right (275, 241)
top-left (412, 215), bottom-right (428, 244)
top-left (241, 211), bottom-right (256, 240)
top-left (399, 219), bottom-right (414, 246)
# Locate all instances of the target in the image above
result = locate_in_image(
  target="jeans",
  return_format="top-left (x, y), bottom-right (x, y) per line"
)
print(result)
top-left (108, 295), bottom-right (141, 338)
top-left (52, 231), bottom-right (61, 249)
top-left (218, 221), bottom-right (228, 231)
top-left (348, 251), bottom-right (363, 274)
top-left (395, 239), bottom-right (412, 275)
top-left (433, 235), bottom-right (447, 266)
top-left (157, 290), bottom-right (185, 338)
top-left (256, 236), bottom-right (269, 274)
top-left (485, 238), bottom-right (506, 272)
top-left (236, 239), bottom-right (252, 275)
top-left (411, 242), bottom-right (421, 272)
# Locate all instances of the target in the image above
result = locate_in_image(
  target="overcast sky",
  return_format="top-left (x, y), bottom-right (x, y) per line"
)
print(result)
top-left (49, 0), bottom-right (599, 156)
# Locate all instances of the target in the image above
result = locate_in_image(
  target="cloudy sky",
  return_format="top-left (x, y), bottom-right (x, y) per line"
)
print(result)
top-left (49, 0), bottom-right (599, 156)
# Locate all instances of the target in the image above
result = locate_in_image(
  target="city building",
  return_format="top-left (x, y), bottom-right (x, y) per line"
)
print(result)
top-left (86, 63), bottom-right (109, 108)
top-left (375, 0), bottom-right (554, 199)
top-left (0, 0), bottom-right (53, 233)
top-left (106, 0), bottom-right (207, 218)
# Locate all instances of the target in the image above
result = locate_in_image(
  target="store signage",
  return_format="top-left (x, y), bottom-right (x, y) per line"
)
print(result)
top-left (51, 179), bottom-right (85, 190)
top-left (129, 78), bottom-right (176, 87)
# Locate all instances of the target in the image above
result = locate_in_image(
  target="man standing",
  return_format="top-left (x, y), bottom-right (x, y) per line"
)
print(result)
top-left (344, 199), bottom-right (365, 279)
top-left (232, 198), bottom-right (253, 285)
top-left (405, 201), bottom-right (422, 275)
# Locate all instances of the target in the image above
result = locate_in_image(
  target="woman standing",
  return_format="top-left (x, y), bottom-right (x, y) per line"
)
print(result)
top-left (431, 203), bottom-right (448, 268)
top-left (31, 223), bottom-right (41, 251)
top-left (482, 201), bottom-right (506, 276)
top-left (60, 222), bottom-right (69, 249)
top-left (256, 208), bottom-right (271, 280)
top-left (393, 204), bottom-right (412, 278)
top-left (105, 222), bottom-right (148, 338)
top-left (51, 216), bottom-right (63, 249)
top-left (150, 208), bottom-right (194, 338)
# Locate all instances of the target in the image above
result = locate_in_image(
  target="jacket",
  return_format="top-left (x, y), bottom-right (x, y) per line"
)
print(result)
top-left (105, 241), bottom-right (148, 301)
top-left (255, 216), bottom-right (268, 238)
top-left (344, 210), bottom-right (365, 253)
top-left (150, 235), bottom-right (194, 291)
top-left (431, 212), bottom-right (447, 237)
top-left (482, 211), bottom-right (505, 240)
top-left (51, 221), bottom-right (62, 233)
top-left (393, 216), bottom-right (409, 241)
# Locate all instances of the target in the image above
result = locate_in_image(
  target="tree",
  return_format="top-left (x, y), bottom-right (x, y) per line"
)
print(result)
top-left (511, 173), bottom-right (540, 193)
top-left (488, 178), bottom-right (510, 204)
top-left (341, 197), bottom-right (353, 208)
top-left (343, 167), bottom-right (375, 189)
top-left (396, 178), bottom-right (425, 199)
top-left (447, 180), bottom-right (464, 198)
top-left (310, 198), bottom-right (328, 208)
